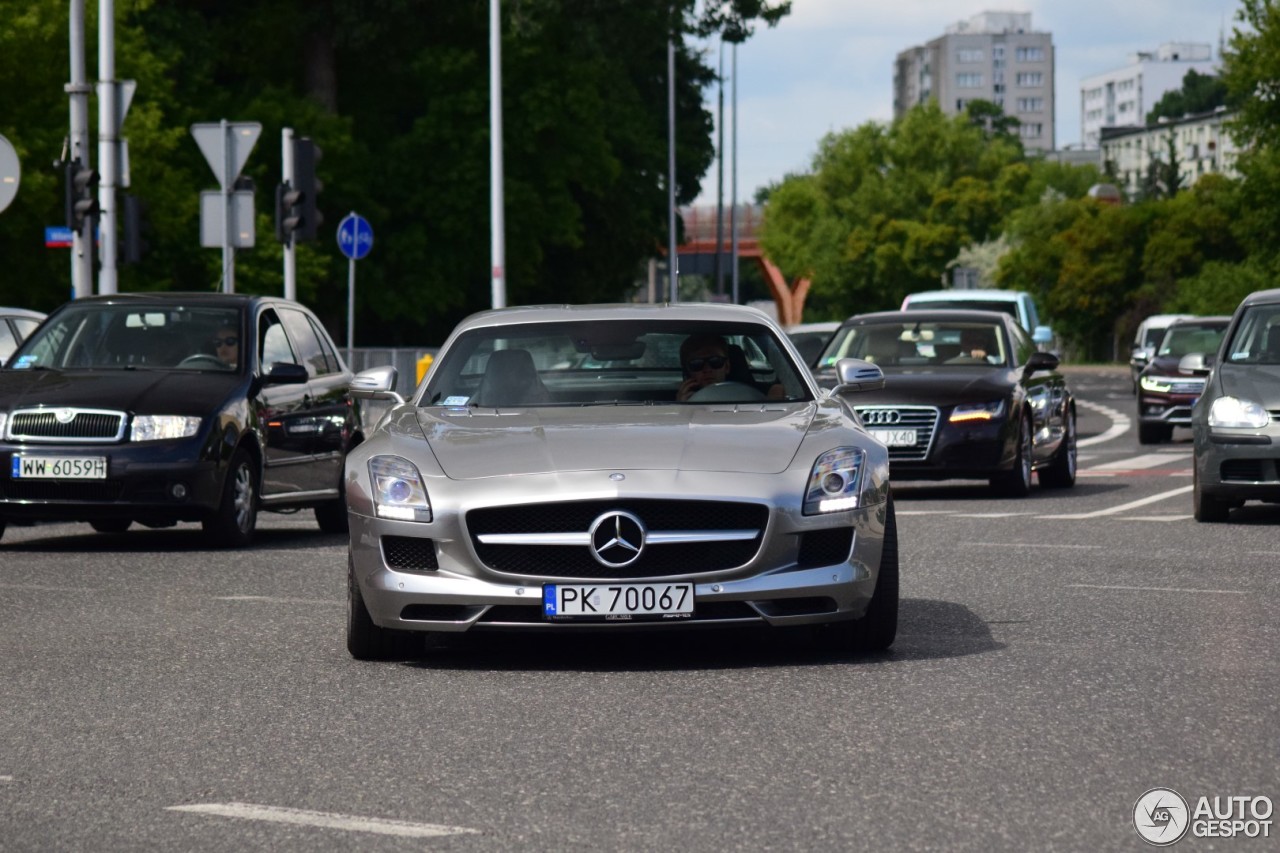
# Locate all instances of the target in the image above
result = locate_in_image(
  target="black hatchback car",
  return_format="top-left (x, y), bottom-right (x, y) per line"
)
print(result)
top-left (0, 293), bottom-right (360, 545)
top-left (813, 309), bottom-right (1076, 495)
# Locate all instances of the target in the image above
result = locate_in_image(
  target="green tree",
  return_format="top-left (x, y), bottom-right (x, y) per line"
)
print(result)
top-left (1146, 69), bottom-right (1229, 124)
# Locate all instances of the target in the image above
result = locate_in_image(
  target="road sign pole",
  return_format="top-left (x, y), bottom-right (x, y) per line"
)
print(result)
top-left (347, 253), bottom-right (356, 366)
top-left (97, 0), bottom-right (118, 294)
top-left (67, 0), bottom-right (94, 298)
top-left (220, 119), bottom-right (234, 293)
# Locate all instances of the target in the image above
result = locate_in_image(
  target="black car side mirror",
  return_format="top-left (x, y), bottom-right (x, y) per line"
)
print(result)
top-left (1023, 351), bottom-right (1060, 376)
top-left (262, 362), bottom-right (308, 385)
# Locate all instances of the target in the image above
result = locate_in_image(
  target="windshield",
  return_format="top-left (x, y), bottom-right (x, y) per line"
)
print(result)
top-left (1156, 325), bottom-right (1226, 358)
top-left (421, 320), bottom-right (812, 407)
top-left (1224, 305), bottom-right (1280, 365)
top-left (7, 303), bottom-right (244, 372)
top-left (818, 320), bottom-right (1008, 368)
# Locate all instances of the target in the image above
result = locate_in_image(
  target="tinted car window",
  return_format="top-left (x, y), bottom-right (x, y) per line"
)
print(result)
top-left (820, 321), bottom-right (1008, 367)
top-left (1008, 323), bottom-right (1036, 365)
top-left (0, 323), bottom-right (17, 364)
top-left (260, 310), bottom-right (297, 369)
top-left (1224, 305), bottom-right (1280, 364)
top-left (308, 316), bottom-right (343, 374)
top-left (1157, 325), bottom-right (1226, 358)
top-left (279, 307), bottom-right (329, 377)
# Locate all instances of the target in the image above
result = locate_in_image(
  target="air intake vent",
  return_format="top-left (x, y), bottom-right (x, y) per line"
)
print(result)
top-left (381, 536), bottom-right (439, 571)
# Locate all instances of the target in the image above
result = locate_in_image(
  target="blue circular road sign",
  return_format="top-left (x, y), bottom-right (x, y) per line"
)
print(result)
top-left (337, 212), bottom-right (373, 261)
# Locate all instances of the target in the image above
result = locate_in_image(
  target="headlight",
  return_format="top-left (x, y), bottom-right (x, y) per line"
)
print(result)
top-left (130, 415), bottom-right (201, 441)
top-left (368, 455), bottom-right (432, 522)
top-left (1208, 396), bottom-right (1269, 429)
top-left (0, 412), bottom-right (6, 438)
top-left (949, 400), bottom-right (1006, 423)
top-left (804, 447), bottom-right (865, 515)
top-left (1139, 375), bottom-right (1174, 393)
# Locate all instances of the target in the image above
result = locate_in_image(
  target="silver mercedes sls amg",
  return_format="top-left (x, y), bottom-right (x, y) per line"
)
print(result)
top-left (343, 303), bottom-right (896, 659)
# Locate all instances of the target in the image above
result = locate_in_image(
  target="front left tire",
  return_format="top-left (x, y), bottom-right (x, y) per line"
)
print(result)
top-left (1193, 465), bottom-right (1230, 523)
top-left (203, 448), bottom-right (258, 547)
top-left (991, 411), bottom-right (1033, 497)
top-left (347, 556), bottom-right (414, 660)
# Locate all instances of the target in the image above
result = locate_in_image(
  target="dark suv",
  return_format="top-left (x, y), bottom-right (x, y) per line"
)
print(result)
top-left (0, 293), bottom-right (360, 546)
top-left (1136, 316), bottom-right (1229, 444)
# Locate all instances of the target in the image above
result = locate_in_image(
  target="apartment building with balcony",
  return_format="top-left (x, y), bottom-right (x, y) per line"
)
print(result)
top-left (1080, 42), bottom-right (1217, 149)
top-left (1100, 107), bottom-right (1240, 198)
top-left (893, 11), bottom-right (1055, 152)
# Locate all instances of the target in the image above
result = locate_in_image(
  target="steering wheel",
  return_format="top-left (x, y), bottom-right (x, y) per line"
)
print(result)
top-left (178, 354), bottom-right (230, 369)
top-left (687, 381), bottom-right (767, 403)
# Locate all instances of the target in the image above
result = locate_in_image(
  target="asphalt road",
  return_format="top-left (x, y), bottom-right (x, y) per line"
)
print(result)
top-left (0, 366), bottom-right (1275, 851)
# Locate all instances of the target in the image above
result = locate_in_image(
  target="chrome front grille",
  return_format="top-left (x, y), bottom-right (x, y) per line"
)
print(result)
top-left (855, 406), bottom-right (940, 462)
top-left (467, 499), bottom-right (768, 580)
top-left (6, 408), bottom-right (127, 443)
top-left (1167, 379), bottom-right (1205, 395)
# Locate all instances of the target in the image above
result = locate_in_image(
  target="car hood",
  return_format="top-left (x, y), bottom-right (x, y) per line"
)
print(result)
top-left (824, 367), bottom-right (1017, 407)
top-left (1217, 364), bottom-right (1280, 409)
top-left (0, 368), bottom-right (241, 416)
top-left (415, 404), bottom-right (815, 479)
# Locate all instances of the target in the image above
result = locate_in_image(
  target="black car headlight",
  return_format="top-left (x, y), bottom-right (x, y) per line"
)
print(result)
top-left (804, 447), bottom-right (865, 515)
top-left (949, 400), bottom-right (1005, 423)
top-left (368, 455), bottom-right (433, 522)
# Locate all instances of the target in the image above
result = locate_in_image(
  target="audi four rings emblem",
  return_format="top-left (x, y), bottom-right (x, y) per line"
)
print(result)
top-left (862, 409), bottom-right (902, 425)
top-left (588, 511), bottom-right (647, 567)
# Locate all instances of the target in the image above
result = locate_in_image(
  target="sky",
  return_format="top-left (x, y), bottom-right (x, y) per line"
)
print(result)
top-left (693, 0), bottom-right (1241, 207)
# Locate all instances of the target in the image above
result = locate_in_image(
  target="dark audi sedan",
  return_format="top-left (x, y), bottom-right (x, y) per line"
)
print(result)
top-left (814, 309), bottom-right (1076, 495)
top-left (0, 293), bottom-right (359, 545)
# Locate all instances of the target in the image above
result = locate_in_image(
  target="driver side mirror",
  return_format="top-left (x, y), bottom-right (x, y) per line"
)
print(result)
top-left (831, 358), bottom-right (886, 394)
top-left (262, 362), bottom-right (308, 385)
top-left (1023, 351), bottom-right (1060, 376)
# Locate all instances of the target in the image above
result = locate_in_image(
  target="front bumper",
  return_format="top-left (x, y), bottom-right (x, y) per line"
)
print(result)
top-left (0, 440), bottom-right (223, 522)
top-left (1138, 390), bottom-right (1200, 426)
top-left (348, 470), bottom-right (890, 634)
top-left (887, 418), bottom-right (1014, 481)
top-left (1194, 422), bottom-right (1280, 501)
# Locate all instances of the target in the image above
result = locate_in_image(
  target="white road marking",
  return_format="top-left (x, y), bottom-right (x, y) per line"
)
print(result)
top-left (1068, 583), bottom-right (1247, 595)
top-left (0, 583), bottom-right (94, 593)
top-left (0, 775), bottom-right (13, 783)
top-left (960, 542), bottom-right (1102, 549)
top-left (1088, 452), bottom-right (1190, 471)
top-left (1124, 515), bottom-right (1193, 522)
top-left (213, 596), bottom-right (340, 606)
top-left (1037, 485), bottom-right (1193, 519)
top-left (954, 512), bottom-right (1036, 518)
top-left (1076, 399), bottom-right (1130, 447)
top-left (896, 510), bottom-right (957, 515)
top-left (166, 803), bottom-right (478, 839)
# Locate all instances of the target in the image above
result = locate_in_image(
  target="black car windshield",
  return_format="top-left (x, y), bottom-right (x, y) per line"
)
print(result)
top-left (1157, 325), bottom-right (1226, 358)
top-left (421, 320), bottom-right (812, 407)
top-left (8, 304), bottom-right (243, 372)
top-left (819, 321), bottom-right (1008, 368)
top-left (1224, 305), bottom-right (1280, 364)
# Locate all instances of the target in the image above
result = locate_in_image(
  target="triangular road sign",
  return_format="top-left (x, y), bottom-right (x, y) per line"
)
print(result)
top-left (191, 121), bottom-right (262, 190)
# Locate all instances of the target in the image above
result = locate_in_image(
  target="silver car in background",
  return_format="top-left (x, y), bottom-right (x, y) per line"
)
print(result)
top-left (343, 303), bottom-right (896, 659)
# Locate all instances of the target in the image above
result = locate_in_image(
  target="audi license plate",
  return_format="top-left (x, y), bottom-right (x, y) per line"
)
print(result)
top-left (870, 428), bottom-right (917, 447)
top-left (11, 454), bottom-right (108, 480)
top-left (543, 582), bottom-right (694, 622)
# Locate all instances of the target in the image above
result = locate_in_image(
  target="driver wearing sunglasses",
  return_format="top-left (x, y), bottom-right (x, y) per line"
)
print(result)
top-left (211, 327), bottom-right (240, 369)
top-left (677, 333), bottom-right (732, 401)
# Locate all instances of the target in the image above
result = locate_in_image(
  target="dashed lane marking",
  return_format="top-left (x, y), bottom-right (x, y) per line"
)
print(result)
top-left (1036, 485), bottom-right (1193, 519)
top-left (213, 596), bottom-right (340, 606)
top-left (1088, 452), bottom-right (1190, 471)
top-left (166, 803), bottom-right (479, 839)
top-left (1068, 583), bottom-right (1247, 595)
top-left (958, 542), bottom-right (1102, 549)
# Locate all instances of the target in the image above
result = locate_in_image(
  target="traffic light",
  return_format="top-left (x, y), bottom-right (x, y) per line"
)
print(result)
top-left (64, 159), bottom-right (99, 230)
top-left (292, 137), bottom-right (323, 242)
top-left (275, 180), bottom-right (303, 244)
top-left (122, 194), bottom-right (148, 264)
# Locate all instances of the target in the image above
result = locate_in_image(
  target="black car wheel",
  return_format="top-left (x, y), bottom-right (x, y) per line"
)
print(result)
top-left (203, 448), bottom-right (258, 547)
top-left (347, 555), bottom-right (414, 660)
top-left (1193, 465), bottom-right (1230, 523)
top-left (1138, 423), bottom-right (1173, 445)
top-left (90, 519), bottom-right (132, 534)
top-left (991, 411), bottom-right (1033, 497)
top-left (1039, 406), bottom-right (1077, 489)
top-left (825, 496), bottom-right (898, 656)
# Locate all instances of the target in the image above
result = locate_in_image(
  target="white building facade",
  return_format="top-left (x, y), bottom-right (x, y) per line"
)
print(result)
top-left (1099, 108), bottom-right (1240, 198)
top-left (1080, 42), bottom-right (1218, 149)
top-left (894, 11), bottom-right (1055, 152)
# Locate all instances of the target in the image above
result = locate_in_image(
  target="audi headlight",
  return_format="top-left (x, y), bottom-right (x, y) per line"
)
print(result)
top-left (130, 415), bottom-right (201, 441)
top-left (1139, 375), bottom-right (1174, 393)
top-left (1208, 396), bottom-right (1269, 429)
top-left (369, 455), bottom-right (432, 521)
top-left (949, 400), bottom-right (1006, 423)
top-left (804, 447), bottom-right (865, 515)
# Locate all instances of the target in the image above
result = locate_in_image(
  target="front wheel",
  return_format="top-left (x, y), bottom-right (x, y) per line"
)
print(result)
top-left (1193, 465), bottom-right (1230, 523)
top-left (825, 496), bottom-right (898, 655)
top-left (203, 448), bottom-right (258, 547)
top-left (1138, 423), bottom-right (1172, 445)
top-left (1039, 407), bottom-right (1077, 489)
top-left (991, 412), bottom-right (1033, 497)
top-left (90, 519), bottom-right (132, 534)
top-left (347, 556), bottom-right (414, 660)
